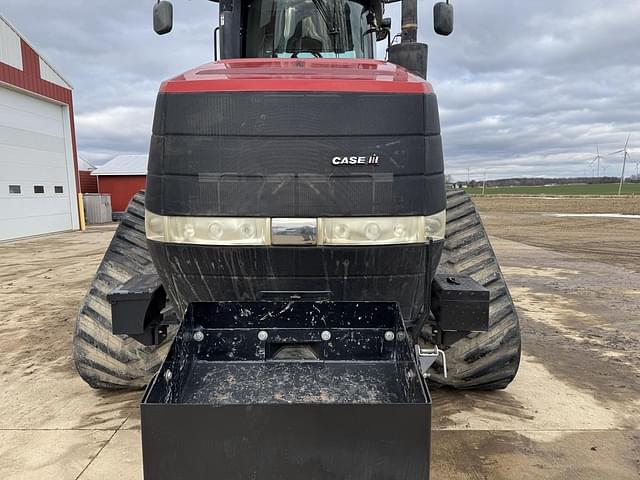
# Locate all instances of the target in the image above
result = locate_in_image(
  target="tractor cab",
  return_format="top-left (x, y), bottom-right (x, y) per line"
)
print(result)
top-left (243, 0), bottom-right (378, 59)
top-left (154, 0), bottom-right (384, 59)
top-left (154, 0), bottom-right (454, 76)
top-left (216, 0), bottom-right (385, 60)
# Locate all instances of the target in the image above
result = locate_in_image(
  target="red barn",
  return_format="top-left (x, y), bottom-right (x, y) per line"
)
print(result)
top-left (78, 156), bottom-right (98, 193)
top-left (0, 15), bottom-right (80, 241)
top-left (92, 155), bottom-right (147, 214)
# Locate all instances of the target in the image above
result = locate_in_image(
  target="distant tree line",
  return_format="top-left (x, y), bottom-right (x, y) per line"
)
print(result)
top-left (464, 176), bottom-right (639, 188)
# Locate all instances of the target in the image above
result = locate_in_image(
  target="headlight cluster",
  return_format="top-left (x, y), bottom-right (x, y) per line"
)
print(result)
top-left (318, 217), bottom-right (424, 245)
top-left (145, 210), bottom-right (446, 246)
top-left (146, 214), bottom-right (269, 245)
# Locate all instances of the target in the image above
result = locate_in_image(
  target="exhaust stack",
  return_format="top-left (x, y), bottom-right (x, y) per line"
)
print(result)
top-left (389, 0), bottom-right (454, 78)
top-left (401, 0), bottom-right (418, 43)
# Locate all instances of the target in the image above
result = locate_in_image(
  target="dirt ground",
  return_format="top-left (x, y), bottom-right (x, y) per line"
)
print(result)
top-left (0, 197), bottom-right (639, 479)
top-left (474, 196), bottom-right (640, 272)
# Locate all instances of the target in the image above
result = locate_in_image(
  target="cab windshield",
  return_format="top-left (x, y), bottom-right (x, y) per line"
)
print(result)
top-left (244, 0), bottom-right (375, 59)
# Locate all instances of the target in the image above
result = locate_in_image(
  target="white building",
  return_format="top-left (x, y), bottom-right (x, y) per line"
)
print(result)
top-left (0, 15), bottom-right (80, 241)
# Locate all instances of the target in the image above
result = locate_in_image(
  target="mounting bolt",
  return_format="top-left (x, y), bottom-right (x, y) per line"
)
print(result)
top-left (397, 332), bottom-right (406, 341)
top-left (321, 330), bottom-right (332, 341)
top-left (193, 330), bottom-right (205, 342)
top-left (258, 330), bottom-right (269, 341)
top-left (384, 331), bottom-right (395, 341)
top-left (164, 370), bottom-right (173, 382)
top-left (423, 372), bottom-right (430, 379)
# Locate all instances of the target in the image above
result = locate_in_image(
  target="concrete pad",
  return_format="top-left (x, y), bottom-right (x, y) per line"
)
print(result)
top-left (121, 413), bottom-right (141, 431)
top-left (1, 211), bottom-right (639, 479)
top-left (0, 370), bottom-right (140, 430)
top-left (433, 354), bottom-right (639, 432)
top-left (79, 430), bottom-right (143, 480)
top-left (0, 430), bottom-right (112, 480)
top-left (0, 226), bottom-right (140, 431)
top-left (432, 430), bottom-right (640, 480)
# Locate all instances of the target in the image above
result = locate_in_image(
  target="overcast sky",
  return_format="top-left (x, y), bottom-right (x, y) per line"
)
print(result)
top-left (2, 0), bottom-right (639, 180)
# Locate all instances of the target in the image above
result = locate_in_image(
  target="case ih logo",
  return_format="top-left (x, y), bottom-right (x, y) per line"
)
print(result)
top-left (332, 154), bottom-right (379, 166)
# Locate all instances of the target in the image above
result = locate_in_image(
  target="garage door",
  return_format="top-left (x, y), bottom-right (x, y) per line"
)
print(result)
top-left (0, 85), bottom-right (77, 241)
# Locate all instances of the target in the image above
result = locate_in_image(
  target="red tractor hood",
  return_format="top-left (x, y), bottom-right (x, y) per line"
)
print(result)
top-left (160, 58), bottom-right (433, 94)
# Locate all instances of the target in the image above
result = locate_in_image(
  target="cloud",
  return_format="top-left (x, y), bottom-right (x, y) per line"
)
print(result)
top-left (3, 0), bottom-right (639, 178)
top-left (3, 0), bottom-right (217, 161)
top-left (418, 0), bottom-right (640, 179)
top-left (75, 105), bottom-right (155, 152)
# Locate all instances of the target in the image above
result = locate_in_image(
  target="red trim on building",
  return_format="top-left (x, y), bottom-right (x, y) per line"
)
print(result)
top-left (0, 39), bottom-right (80, 194)
top-left (96, 175), bottom-right (147, 213)
top-left (161, 58), bottom-right (433, 94)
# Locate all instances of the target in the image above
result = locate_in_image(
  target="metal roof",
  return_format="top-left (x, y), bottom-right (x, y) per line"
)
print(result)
top-left (91, 155), bottom-right (148, 176)
top-left (77, 156), bottom-right (96, 171)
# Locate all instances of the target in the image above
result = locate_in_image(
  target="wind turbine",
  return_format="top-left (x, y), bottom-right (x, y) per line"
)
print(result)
top-left (590, 145), bottom-right (603, 179)
top-left (609, 134), bottom-right (631, 195)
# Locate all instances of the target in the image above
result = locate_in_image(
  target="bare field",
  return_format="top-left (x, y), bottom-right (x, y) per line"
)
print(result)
top-left (472, 194), bottom-right (640, 215)
top-left (474, 195), bottom-right (640, 272)
top-left (465, 182), bottom-right (640, 196)
top-left (0, 200), bottom-right (639, 479)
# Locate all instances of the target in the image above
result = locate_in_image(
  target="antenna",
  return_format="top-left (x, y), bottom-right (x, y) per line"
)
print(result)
top-left (609, 134), bottom-right (631, 195)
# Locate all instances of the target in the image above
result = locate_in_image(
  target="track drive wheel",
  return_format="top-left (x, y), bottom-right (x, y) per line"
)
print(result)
top-left (429, 191), bottom-right (521, 390)
top-left (73, 192), bottom-right (174, 389)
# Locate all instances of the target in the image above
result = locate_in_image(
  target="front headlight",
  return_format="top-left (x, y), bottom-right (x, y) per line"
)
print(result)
top-left (318, 210), bottom-right (445, 245)
top-left (145, 210), bottom-right (446, 246)
top-left (318, 217), bottom-right (424, 245)
top-left (145, 211), bottom-right (270, 245)
top-left (422, 209), bottom-right (446, 241)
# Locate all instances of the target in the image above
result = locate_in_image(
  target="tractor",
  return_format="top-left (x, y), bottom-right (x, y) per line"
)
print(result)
top-left (73, 1), bottom-right (520, 478)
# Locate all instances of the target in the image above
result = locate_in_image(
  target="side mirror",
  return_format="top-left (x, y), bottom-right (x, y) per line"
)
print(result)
top-left (376, 17), bottom-right (392, 42)
top-left (434, 1), bottom-right (454, 36)
top-left (153, 1), bottom-right (173, 35)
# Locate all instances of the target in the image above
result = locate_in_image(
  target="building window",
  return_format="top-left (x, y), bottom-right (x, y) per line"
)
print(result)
top-left (34, 185), bottom-right (45, 194)
top-left (9, 185), bottom-right (22, 194)
top-left (54, 186), bottom-right (64, 194)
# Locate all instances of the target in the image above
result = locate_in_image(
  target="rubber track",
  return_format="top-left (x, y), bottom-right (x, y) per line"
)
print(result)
top-left (429, 191), bottom-right (521, 390)
top-left (73, 192), bottom-right (175, 389)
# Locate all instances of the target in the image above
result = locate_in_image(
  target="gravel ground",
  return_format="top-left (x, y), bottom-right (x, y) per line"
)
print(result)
top-left (0, 197), bottom-right (638, 479)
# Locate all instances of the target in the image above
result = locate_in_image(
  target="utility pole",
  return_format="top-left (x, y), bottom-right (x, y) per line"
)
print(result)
top-left (467, 167), bottom-right (470, 185)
